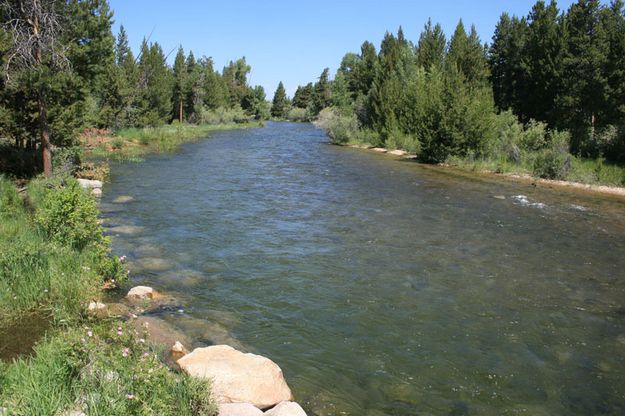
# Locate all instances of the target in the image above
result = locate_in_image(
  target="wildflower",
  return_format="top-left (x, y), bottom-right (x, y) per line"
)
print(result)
top-left (117, 326), bottom-right (123, 336)
top-left (126, 394), bottom-right (135, 400)
top-left (119, 255), bottom-right (127, 263)
top-left (138, 338), bottom-right (145, 344)
top-left (87, 330), bottom-right (93, 337)
top-left (143, 352), bottom-right (150, 358)
top-left (122, 348), bottom-right (130, 357)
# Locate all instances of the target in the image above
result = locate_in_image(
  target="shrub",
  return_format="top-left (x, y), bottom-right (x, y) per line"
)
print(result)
top-left (200, 106), bottom-right (252, 125)
top-left (286, 107), bottom-right (309, 122)
top-left (533, 131), bottom-right (572, 180)
top-left (520, 119), bottom-right (548, 152)
top-left (52, 146), bottom-right (83, 177)
top-left (35, 179), bottom-right (104, 250)
top-left (314, 107), bottom-right (359, 144)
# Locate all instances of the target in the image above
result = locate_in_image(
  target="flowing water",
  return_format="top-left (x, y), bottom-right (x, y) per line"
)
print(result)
top-left (101, 122), bottom-right (625, 415)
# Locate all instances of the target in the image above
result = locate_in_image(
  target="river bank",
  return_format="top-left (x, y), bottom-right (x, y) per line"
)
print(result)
top-left (345, 143), bottom-right (625, 199)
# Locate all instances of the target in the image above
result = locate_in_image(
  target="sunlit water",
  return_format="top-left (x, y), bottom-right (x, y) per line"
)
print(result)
top-left (101, 122), bottom-right (625, 415)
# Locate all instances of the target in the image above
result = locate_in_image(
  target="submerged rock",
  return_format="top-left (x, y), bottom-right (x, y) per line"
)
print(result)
top-left (178, 345), bottom-right (293, 409)
top-left (133, 316), bottom-right (191, 348)
top-left (218, 403), bottom-right (263, 416)
top-left (126, 285), bottom-right (159, 301)
top-left (264, 401), bottom-right (307, 416)
top-left (91, 188), bottom-right (102, 198)
top-left (113, 195), bottom-right (134, 204)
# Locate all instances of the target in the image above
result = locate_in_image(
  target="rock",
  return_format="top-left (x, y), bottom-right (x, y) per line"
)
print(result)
top-left (264, 401), bottom-right (307, 416)
top-left (178, 345), bottom-right (292, 409)
top-left (170, 341), bottom-right (189, 361)
top-left (218, 403), bottom-right (263, 416)
top-left (113, 195), bottom-right (134, 203)
top-left (132, 316), bottom-right (191, 348)
top-left (388, 149), bottom-right (406, 156)
top-left (77, 178), bottom-right (102, 189)
top-left (88, 301), bottom-right (107, 311)
top-left (91, 188), bottom-right (103, 198)
top-left (371, 147), bottom-right (387, 153)
top-left (126, 286), bottom-right (159, 301)
top-left (493, 195), bottom-right (506, 200)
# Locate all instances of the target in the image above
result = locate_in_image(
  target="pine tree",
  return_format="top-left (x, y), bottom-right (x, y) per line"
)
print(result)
top-left (447, 20), bottom-right (489, 86)
top-left (292, 83), bottom-right (313, 109)
top-left (601, 0), bottom-right (625, 126)
top-left (202, 58), bottom-right (228, 109)
top-left (416, 19), bottom-right (447, 70)
top-left (311, 68), bottom-right (331, 114)
top-left (171, 46), bottom-right (186, 122)
top-left (489, 13), bottom-right (528, 113)
top-left (184, 51), bottom-right (202, 122)
top-left (520, 0), bottom-right (566, 127)
top-left (271, 81), bottom-right (288, 118)
top-left (561, 0), bottom-right (609, 151)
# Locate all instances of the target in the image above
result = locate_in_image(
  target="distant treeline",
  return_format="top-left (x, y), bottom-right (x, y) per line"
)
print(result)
top-left (288, 0), bottom-right (625, 166)
top-left (0, 0), bottom-right (268, 175)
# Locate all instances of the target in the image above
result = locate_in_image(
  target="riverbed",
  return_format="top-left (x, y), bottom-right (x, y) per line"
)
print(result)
top-left (100, 122), bottom-right (625, 415)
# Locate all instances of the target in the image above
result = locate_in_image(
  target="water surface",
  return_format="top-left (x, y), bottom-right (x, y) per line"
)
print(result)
top-left (101, 122), bottom-right (625, 415)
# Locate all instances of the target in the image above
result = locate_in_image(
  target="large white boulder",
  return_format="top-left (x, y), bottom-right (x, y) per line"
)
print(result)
top-left (178, 345), bottom-right (293, 409)
top-left (218, 403), bottom-right (263, 416)
top-left (264, 401), bottom-right (307, 416)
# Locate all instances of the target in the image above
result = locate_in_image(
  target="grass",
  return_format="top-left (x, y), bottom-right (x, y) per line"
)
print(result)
top-left (446, 154), bottom-right (625, 188)
top-left (0, 176), bottom-right (216, 415)
top-left (85, 122), bottom-right (263, 162)
top-left (0, 322), bottom-right (216, 416)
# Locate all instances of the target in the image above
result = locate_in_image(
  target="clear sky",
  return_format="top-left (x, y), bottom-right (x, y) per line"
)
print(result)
top-left (108, 0), bottom-right (583, 98)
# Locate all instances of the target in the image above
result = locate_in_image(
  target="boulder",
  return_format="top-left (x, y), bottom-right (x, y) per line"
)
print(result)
top-left (77, 178), bottom-right (103, 189)
top-left (264, 401), bottom-right (307, 416)
top-left (218, 403), bottom-right (263, 416)
top-left (126, 286), bottom-right (159, 301)
top-left (178, 345), bottom-right (292, 409)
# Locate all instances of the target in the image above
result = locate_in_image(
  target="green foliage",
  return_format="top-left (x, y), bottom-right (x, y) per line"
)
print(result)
top-left (286, 107), bottom-right (309, 122)
top-left (34, 179), bottom-right (104, 250)
top-left (533, 131), bottom-right (572, 179)
top-left (314, 108), bottom-right (359, 145)
top-left (200, 106), bottom-right (252, 125)
top-left (271, 81), bottom-right (289, 118)
top-left (0, 323), bottom-right (217, 415)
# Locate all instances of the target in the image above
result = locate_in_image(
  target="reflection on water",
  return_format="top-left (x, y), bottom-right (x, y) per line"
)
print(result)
top-left (101, 122), bottom-right (625, 415)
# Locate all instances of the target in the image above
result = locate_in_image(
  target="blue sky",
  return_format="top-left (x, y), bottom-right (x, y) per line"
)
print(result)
top-left (109, 0), bottom-right (583, 98)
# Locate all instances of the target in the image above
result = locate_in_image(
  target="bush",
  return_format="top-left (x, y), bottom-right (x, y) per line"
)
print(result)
top-left (314, 107), bottom-right (359, 144)
top-left (0, 176), bottom-right (22, 219)
top-left (533, 131), bottom-right (572, 180)
top-left (200, 106), bottom-right (252, 125)
top-left (35, 179), bottom-right (104, 250)
top-left (52, 146), bottom-right (83, 177)
top-left (286, 107), bottom-right (309, 122)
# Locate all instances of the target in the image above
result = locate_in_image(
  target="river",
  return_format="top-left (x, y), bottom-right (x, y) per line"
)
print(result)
top-left (100, 122), bottom-right (625, 415)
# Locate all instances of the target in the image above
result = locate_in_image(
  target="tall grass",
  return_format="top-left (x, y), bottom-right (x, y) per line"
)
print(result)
top-left (0, 177), bottom-right (122, 323)
top-left (89, 121), bottom-right (262, 161)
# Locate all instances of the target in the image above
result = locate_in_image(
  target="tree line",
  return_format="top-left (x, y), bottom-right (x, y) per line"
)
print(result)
top-left (0, 0), bottom-right (267, 176)
top-left (290, 0), bottom-right (625, 166)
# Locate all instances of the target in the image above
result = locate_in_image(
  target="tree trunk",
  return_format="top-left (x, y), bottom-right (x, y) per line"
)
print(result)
top-left (39, 93), bottom-right (52, 177)
top-left (179, 97), bottom-right (183, 123)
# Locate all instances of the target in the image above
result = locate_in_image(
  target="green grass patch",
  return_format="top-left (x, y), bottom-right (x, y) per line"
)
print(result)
top-left (0, 322), bottom-right (216, 415)
top-left (88, 122), bottom-right (263, 161)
